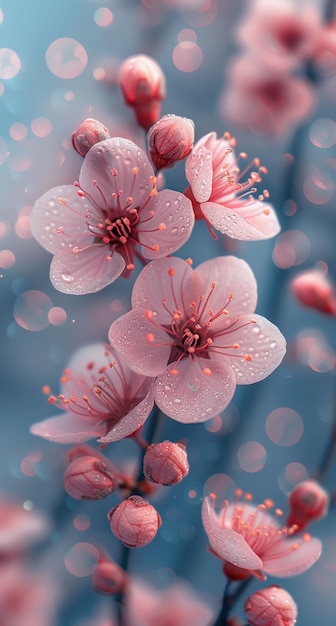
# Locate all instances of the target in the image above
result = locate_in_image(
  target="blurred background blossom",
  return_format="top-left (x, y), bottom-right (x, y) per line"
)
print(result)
top-left (1, 0), bottom-right (336, 624)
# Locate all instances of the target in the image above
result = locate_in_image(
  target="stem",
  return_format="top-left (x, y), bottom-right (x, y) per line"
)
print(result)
top-left (211, 578), bottom-right (252, 626)
top-left (313, 369), bottom-right (336, 481)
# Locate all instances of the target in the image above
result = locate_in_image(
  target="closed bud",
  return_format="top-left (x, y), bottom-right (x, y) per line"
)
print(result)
top-left (108, 496), bottom-right (162, 547)
top-left (290, 269), bottom-right (336, 315)
top-left (244, 586), bottom-right (297, 626)
top-left (72, 118), bottom-right (110, 157)
top-left (287, 479), bottom-right (329, 531)
top-left (64, 456), bottom-right (118, 500)
top-left (147, 114), bottom-right (195, 170)
top-left (143, 440), bottom-right (189, 486)
top-left (118, 55), bottom-right (166, 131)
top-left (92, 558), bottom-right (128, 595)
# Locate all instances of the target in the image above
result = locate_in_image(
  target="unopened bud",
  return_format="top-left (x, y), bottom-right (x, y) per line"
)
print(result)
top-left (244, 586), bottom-right (297, 626)
top-left (143, 440), bottom-right (189, 486)
top-left (287, 479), bottom-right (329, 531)
top-left (64, 456), bottom-right (118, 500)
top-left (92, 559), bottom-right (128, 595)
top-left (108, 496), bottom-right (162, 547)
top-left (72, 118), bottom-right (110, 157)
top-left (147, 114), bottom-right (195, 170)
top-left (290, 269), bottom-right (336, 315)
top-left (118, 55), bottom-right (166, 131)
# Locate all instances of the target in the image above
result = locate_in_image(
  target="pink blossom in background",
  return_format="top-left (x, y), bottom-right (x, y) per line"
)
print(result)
top-left (0, 564), bottom-right (57, 626)
top-left (244, 585), bottom-right (298, 626)
top-left (236, 0), bottom-right (322, 71)
top-left (185, 132), bottom-right (280, 239)
top-left (221, 58), bottom-right (315, 137)
top-left (31, 137), bottom-right (194, 295)
top-left (0, 497), bottom-right (49, 556)
top-left (30, 343), bottom-right (154, 444)
top-left (290, 269), bottom-right (336, 315)
top-left (124, 578), bottom-right (213, 626)
top-left (202, 492), bottom-right (322, 581)
top-left (108, 256), bottom-right (286, 423)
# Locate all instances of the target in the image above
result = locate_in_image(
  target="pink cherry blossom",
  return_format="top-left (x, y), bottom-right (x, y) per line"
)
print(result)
top-left (0, 496), bottom-right (49, 556)
top-left (31, 137), bottom-right (194, 295)
top-left (30, 343), bottom-right (154, 444)
top-left (221, 58), bottom-right (314, 138)
top-left (108, 256), bottom-right (286, 423)
top-left (236, 0), bottom-right (322, 71)
top-left (0, 564), bottom-right (57, 626)
top-left (202, 491), bottom-right (322, 581)
top-left (124, 578), bottom-right (213, 626)
top-left (185, 131), bottom-right (280, 240)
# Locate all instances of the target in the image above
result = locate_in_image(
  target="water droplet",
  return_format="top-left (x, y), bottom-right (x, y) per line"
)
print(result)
top-left (61, 272), bottom-right (74, 282)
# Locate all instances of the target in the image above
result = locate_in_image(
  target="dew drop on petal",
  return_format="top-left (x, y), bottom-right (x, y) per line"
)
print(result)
top-left (64, 542), bottom-right (99, 577)
top-left (14, 290), bottom-right (53, 331)
top-left (46, 38), bottom-right (88, 79)
top-left (237, 441), bottom-right (267, 473)
top-left (265, 407), bottom-right (304, 446)
top-left (0, 48), bottom-right (21, 79)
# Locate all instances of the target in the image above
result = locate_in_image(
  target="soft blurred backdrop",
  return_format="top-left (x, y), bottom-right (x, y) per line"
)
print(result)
top-left (1, 0), bottom-right (336, 624)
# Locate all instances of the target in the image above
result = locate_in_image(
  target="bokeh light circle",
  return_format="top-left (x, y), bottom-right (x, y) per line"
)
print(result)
top-left (309, 118), bottom-right (336, 148)
top-left (64, 542), bottom-right (99, 577)
top-left (46, 38), bottom-right (88, 79)
top-left (278, 462), bottom-right (308, 494)
top-left (203, 473), bottom-right (235, 501)
top-left (0, 250), bottom-right (15, 269)
top-left (94, 8), bottom-right (113, 26)
top-left (172, 42), bottom-right (203, 72)
top-left (265, 407), bottom-right (304, 446)
top-left (14, 290), bottom-right (53, 331)
top-left (237, 441), bottom-right (267, 473)
top-left (0, 48), bottom-right (21, 79)
top-left (48, 306), bottom-right (67, 326)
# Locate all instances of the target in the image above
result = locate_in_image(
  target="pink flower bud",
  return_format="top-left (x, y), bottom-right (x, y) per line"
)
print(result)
top-left (290, 269), bottom-right (336, 315)
top-left (64, 456), bottom-right (118, 500)
top-left (147, 114), bottom-right (195, 170)
top-left (287, 479), bottom-right (329, 531)
top-left (92, 559), bottom-right (128, 595)
top-left (244, 586), bottom-right (297, 626)
top-left (143, 440), bottom-right (189, 486)
top-left (72, 118), bottom-right (110, 157)
top-left (118, 55), bottom-right (166, 131)
top-left (108, 496), bottom-right (162, 547)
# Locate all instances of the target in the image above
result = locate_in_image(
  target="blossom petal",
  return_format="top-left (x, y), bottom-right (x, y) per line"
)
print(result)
top-left (79, 138), bottom-right (155, 212)
top-left (138, 189), bottom-right (194, 259)
top-left (98, 391), bottom-right (154, 443)
top-left (211, 314), bottom-right (286, 383)
top-left (31, 185), bottom-right (93, 254)
top-left (262, 537), bottom-right (322, 577)
top-left (202, 498), bottom-right (262, 569)
top-left (30, 414), bottom-right (106, 443)
top-left (185, 135), bottom-right (214, 203)
top-left (195, 256), bottom-right (258, 321)
top-left (50, 244), bottom-right (125, 295)
top-left (130, 257), bottom-right (200, 325)
top-left (109, 309), bottom-right (171, 376)
top-left (201, 201), bottom-right (281, 240)
top-left (154, 357), bottom-right (236, 423)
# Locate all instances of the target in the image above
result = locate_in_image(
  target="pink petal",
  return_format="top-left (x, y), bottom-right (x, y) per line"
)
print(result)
top-left (50, 244), bottom-right (125, 295)
top-left (195, 256), bottom-right (258, 321)
top-left (30, 413), bottom-right (107, 443)
top-left (154, 357), bottom-right (236, 423)
top-left (138, 189), bottom-right (194, 259)
top-left (201, 500), bottom-right (263, 569)
top-left (130, 257), bottom-right (200, 325)
top-left (262, 537), bottom-right (322, 577)
top-left (109, 309), bottom-right (171, 376)
top-left (201, 201), bottom-right (280, 240)
top-left (98, 390), bottom-right (154, 443)
top-left (211, 313), bottom-right (286, 383)
top-left (79, 138), bottom-right (155, 212)
top-left (31, 185), bottom-right (94, 254)
top-left (185, 134), bottom-right (214, 203)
